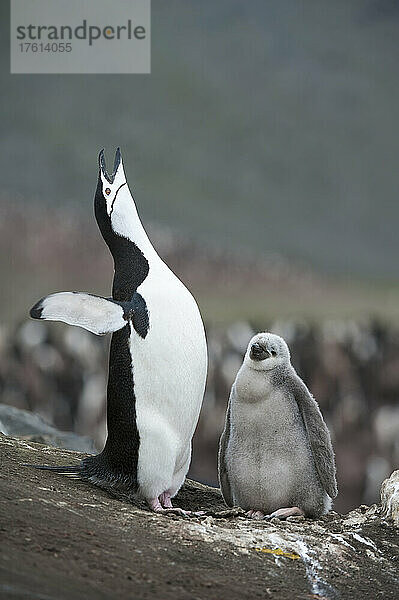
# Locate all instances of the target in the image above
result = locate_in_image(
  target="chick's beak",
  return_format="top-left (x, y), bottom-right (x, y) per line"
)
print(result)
top-left (250, 343), bottom-right (270, 361)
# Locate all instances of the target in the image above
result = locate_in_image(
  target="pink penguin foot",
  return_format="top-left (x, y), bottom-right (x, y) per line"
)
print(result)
top-left (246, 509), bottom-right (266, 520)
top-left (148, 496), bottom-right (189, 517)
top-left (159, 491), bottom-right (174, 509)
top-left (264, 506), bottom-right (305, 520)
top-left (148, 493), bottom-right (205, 517)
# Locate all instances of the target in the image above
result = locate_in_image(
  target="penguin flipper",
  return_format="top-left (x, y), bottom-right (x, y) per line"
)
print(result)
top-left (30, 292), bottom-right (127, 335)
top-left (218, 390), bottom-right (234, 507)
top-left (293, 376), bottom-right (338, 499)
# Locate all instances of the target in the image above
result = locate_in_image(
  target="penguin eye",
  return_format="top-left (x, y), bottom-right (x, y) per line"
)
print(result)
top-left (270, 349), bottom-right (277, 357)
top-left (105, 188), bottom-right (111, 196)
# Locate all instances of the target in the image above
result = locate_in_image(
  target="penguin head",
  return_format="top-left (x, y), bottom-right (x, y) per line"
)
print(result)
top-left (245, 332), bottom-right (290, 371)
top-left (95, 147), bottom-right (145, 248)
top-left (97, 147), bottom-right (128, 216)
top-left (94, 148), bottom-right (151, 296)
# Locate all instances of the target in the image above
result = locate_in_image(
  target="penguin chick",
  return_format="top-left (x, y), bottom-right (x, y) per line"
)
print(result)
top-left (218, 332), bottom-right (337, 520)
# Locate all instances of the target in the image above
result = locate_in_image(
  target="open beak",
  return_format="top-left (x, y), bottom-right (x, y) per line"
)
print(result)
top-left (99, 147), bottom-right (121, 184)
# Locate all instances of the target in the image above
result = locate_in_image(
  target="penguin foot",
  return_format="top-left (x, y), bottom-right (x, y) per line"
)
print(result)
top-left (148, 497), bottom-right (188, 516)
top-left (158, 492), bottom-right (190, 515)
top-left (264, 507), bottom-right (305, 520)
top-left (157, 507), bottom-right (191, 517)
top-left (148, 495), bottom-right (204, 518)
top-left (246, 509), bottom-right (266, 520)
top-left (159, 491), bottom-right (173, 509)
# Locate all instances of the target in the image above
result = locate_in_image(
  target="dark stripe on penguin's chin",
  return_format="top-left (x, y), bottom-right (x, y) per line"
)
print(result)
top-left (109, 182), bottom-right (127, 219)
top-left (94, 173), bottom-right (149, 301)
top-left (80, 324), bottom-right (139, 491)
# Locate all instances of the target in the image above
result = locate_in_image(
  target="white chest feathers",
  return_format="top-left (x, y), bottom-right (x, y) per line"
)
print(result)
top-left (131, 263), bottom-right (208, 499)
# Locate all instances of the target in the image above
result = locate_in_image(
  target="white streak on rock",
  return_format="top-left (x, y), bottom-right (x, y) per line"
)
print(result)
top-left (351, 532), bottom-right (378, 552)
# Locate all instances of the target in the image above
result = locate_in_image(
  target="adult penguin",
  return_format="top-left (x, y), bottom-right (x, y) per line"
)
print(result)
top-left (30, 148), bottom-right (208, 514)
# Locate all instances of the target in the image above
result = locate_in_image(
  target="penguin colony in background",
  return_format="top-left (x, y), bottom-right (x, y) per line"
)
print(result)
top-left (30, 149), bottom-right (208, 514)
top-left (218, 333), bottom-right (337, 519)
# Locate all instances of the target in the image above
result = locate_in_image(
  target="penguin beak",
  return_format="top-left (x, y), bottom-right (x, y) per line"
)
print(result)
top-left (99, 147), bottom-right (122, 184)
top-left (250, 343), bottom-right (270, 361)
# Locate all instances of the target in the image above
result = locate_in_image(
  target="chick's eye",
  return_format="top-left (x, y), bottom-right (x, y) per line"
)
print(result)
top-left (105, 188), bottom-right (111, 196)
top-left (271, 349), bottom-right (277, 357)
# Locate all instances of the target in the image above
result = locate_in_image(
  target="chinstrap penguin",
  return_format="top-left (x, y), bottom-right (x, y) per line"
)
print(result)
top-left (218, 332), bottom-right (337, 519)
top-left (29, 148), bottom-right (208, 515)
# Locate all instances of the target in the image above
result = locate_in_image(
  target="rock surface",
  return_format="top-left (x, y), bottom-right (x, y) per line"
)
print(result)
top-left (381, 470), bottom-right (399, 526)
top-left (0, 404), bottom-right (96, 453)
top-left (0, 435), bottom-right (398, 600)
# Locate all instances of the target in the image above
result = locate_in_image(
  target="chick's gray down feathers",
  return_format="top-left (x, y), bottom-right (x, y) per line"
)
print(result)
top-left (218, 395), bottom-right (234, 507)
top-left (218, 363), bottom-right (337, 510)
top-left (288, 371), bottom-right (337, 500)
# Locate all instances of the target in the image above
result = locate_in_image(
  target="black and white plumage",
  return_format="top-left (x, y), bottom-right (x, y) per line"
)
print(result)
top-left (218, 332), bottom-right (337, 519)
top-left (30, 148), bottom-right (208, 514)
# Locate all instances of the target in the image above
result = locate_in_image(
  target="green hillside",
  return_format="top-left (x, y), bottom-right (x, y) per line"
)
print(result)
top-left (1, 0), bottom-right (399, 279)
